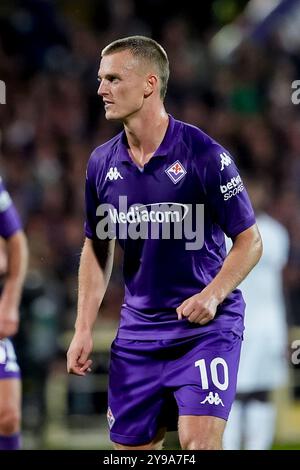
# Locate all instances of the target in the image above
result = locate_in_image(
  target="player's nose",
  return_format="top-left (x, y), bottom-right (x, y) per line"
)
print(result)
top-left (97, 79), bottom-right (109, 97)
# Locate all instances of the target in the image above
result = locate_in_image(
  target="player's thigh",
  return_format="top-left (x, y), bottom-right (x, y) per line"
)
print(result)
top-left (178, 415), bottom-right (226, 450)
top-left (113, 427), bottom-right (166, 450)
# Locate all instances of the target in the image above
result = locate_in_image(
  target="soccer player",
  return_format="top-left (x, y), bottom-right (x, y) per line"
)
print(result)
top-left (67, 36), bottom-right (263, 450)
top-left (0, 177), bottom-right (28, 450)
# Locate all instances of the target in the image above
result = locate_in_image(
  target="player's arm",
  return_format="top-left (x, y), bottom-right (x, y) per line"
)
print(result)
top-left (67, 237), bottom-right (115, 376)
top-left (177, 144), bottom-right (263, 324)
top-left (177, 224), bottom-right (262, 324)
top-left (0, 230), bottom-right (28, 339)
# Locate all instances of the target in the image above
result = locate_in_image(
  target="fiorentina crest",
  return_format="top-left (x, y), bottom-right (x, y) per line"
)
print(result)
top-left (165, 160), bottom-right (187, 184)
top-left (107, 406), bottom-right (115, 429)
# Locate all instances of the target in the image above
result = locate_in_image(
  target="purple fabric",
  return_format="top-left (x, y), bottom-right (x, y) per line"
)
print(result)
top-left (108, 330), bottom-right (242, 446)
top-left (0, 433), bottom-right (21, 450)
top-left (0, 178), bottom-right (22, 239)
top-left (0, 339), bottom-right (21, 380)
top-left (85, 115), bottom-right (256, 339)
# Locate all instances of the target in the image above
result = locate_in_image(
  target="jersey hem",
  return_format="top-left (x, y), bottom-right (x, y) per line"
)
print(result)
top-left (227, 216), bottom-right (256, 239)
top-left (178, 406), bottom-right (229, 421)
top-left (116, 324), bottom-right (243, 341)
top-left (110, 431), bottom-right (156, 446)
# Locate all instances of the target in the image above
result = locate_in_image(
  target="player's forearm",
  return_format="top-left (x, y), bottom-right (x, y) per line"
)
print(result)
top-left (75, 238), bottom-right (114, 333)
top-left (208, 224), bottom-right (263, 304)
top-left (1, 231), bottom-right (28, 309)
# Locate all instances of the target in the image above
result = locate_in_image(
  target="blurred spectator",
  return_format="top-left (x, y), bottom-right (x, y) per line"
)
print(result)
top-left (224, 178), bottom-right (290, 449)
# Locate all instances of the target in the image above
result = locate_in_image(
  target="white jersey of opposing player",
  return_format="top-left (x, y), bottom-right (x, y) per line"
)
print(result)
top-left (227, 212), bottom-right (289, 391)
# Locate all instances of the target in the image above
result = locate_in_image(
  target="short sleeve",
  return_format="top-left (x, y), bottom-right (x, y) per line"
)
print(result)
top-left (204, 145), bottom-right (256, 238)
top-left (84, 156), bottom-right (100, 239)
top-left (0, 178), bottom-right (22, 238)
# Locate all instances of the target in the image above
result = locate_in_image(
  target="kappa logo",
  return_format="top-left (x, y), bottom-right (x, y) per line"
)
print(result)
top-left (200, 392), bottom-right (224, 406)
top-left (105, 167), bottom-right (123, 181)
top-left (165, 160), bottom-right (187, 184)
top-left (220, 152), bottom-right (232, 171)
top-left (107, 406), bottom-right (115, 429)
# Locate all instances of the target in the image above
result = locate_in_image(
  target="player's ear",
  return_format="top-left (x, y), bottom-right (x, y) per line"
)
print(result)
top-left (144, 74), bottom-right (157, 98)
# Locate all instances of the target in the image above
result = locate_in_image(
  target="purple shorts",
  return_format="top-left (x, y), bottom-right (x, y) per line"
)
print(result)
top-left (108, 329), bottom-right (242, 446)
top-left (0, 339), bottom-right (21, 379)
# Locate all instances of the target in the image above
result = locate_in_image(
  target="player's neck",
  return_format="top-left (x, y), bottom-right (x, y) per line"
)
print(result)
top-left (124, 107), bottom-right (169, 167)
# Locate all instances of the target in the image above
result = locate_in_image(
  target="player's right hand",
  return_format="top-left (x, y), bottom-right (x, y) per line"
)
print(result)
top-left (67, 330), bottom-right (93, 376)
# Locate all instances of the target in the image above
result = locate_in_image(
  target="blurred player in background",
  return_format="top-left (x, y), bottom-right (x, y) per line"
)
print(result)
top-left (0, 177), bottom-right (28, 450)
top-left (224, 179), bottom-right (289, 450)
top-left (67, 36), bottom-right (262, 450)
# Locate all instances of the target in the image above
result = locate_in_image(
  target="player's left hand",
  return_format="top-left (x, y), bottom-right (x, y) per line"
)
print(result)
top-left (0, 305), bottom-right (19, 339)
top-left (176, 289), bottom-right (220, 325)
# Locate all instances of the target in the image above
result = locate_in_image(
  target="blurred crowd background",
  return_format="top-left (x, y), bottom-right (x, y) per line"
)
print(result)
top-left (1, 0), bottom-right (300, 449)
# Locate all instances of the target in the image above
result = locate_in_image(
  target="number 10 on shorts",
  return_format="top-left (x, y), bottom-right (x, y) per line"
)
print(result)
top-left (195, 357), bottom-right (229, 391)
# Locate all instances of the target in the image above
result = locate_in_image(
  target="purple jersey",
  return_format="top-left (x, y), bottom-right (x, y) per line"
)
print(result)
top-left (85, 116), bottom-right (255, 339)
top-left (0, 177), bottom-right (22, 238)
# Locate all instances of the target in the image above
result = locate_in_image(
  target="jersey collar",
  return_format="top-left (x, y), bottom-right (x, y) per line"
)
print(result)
top-left (118, 114), bottom-right (178, 164)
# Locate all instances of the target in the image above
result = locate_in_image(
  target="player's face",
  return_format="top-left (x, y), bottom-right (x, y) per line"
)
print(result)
top-left (97, 50), bottom-right (149, 121)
